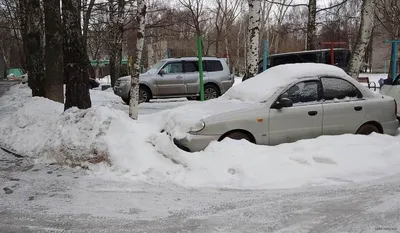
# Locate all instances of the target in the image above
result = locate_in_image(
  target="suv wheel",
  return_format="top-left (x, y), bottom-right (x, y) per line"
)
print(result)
top-left (122, 87), bottom-right (151, 105)
top-left (139, 86), bottom-right (151, 103)
top-left (204, 84), bottom-right (220, 100)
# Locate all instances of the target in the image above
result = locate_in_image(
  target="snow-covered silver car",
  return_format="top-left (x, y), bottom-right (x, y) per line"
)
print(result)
top-left (113, 57), bottom-right (234, 104)
top-left (168, 63), bottom-right (399, 152)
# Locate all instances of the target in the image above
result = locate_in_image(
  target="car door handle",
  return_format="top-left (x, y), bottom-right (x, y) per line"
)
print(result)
top-left (354, 106), bottom-right (363, 111)
top-left (176, 76), bottom-right (183, 79)
top-left (308, 111), bottom-right (318, 116)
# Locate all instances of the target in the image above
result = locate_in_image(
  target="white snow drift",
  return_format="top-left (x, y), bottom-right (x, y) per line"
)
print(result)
top-left (1, 84), bottom-right (400, 189)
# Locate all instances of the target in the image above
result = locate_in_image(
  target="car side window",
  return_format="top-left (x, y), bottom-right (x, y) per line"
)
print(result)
top-left (280, 81), bottom-right (320, 104)
top-left (161, 62), bottom-right (183, 74)
top-left (205, 61), bottom-right (223, 72)
top-left (184, 61), bottom-right (198, 73)
top-left (321, 77), bottom-right (361, 100)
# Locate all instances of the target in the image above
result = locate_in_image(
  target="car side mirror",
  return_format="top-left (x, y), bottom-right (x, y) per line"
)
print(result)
top-left (159, 69), bottom-right (166, 76)
top-left (273, 98), bottom-right (293, 109)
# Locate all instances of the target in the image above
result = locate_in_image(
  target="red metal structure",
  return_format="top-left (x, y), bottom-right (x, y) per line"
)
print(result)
top-left (319, 42), bottom-right (347, 65)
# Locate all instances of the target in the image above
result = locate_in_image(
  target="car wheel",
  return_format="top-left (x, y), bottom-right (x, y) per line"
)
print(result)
top-left (222, 131), bottom-right (252, 142)
top-left (356, 123), bottom-right (380, 135)
top-left (139, 86), bottom-right (151, 103)
top-left (122, 97), bottom-right (129, 105)
top-left (204, 84), bottom-right (220, 100)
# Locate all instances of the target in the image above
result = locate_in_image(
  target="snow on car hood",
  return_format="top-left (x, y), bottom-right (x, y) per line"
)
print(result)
top-left (147, 99), bottom-right (261, 139)
top-left (221, 63), bottom-right (350, 102)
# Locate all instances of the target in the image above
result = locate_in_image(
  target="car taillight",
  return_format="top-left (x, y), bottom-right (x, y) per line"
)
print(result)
top-left (395, 99), bottom-right (397, 115)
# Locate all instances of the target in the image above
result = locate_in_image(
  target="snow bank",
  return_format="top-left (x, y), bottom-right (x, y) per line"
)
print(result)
top-left (2, 84), bottom-right (400, 190)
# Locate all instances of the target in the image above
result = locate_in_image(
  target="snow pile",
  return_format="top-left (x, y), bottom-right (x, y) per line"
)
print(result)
top-left (0, 97), bottom-right (115, 166)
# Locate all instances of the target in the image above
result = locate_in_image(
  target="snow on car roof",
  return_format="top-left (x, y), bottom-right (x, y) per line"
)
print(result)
top-left (221, 63), bottom-right (349, 102)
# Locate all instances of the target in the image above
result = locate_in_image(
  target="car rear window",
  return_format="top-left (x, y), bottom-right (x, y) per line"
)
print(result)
top-left (205, 60), bottom-right (223, 72)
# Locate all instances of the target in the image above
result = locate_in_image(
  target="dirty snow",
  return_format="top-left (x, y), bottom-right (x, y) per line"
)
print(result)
top-left (1, 84), bottom-right (400, 190)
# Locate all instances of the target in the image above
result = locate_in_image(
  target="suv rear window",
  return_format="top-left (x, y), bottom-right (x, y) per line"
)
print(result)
top-left (205, 60), bottom-right (223, 72)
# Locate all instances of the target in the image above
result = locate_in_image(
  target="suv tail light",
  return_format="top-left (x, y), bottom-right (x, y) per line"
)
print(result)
top-left (395, 99), bottom-right (398, 116)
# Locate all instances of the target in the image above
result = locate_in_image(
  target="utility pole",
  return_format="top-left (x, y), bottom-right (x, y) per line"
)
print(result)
top-left (384, 40), bottom-right (400, 80)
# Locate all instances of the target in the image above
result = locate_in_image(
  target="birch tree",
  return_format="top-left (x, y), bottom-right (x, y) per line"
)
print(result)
top-left (243, 0), bottom-right (261, 81)
top-left (306, 0), bottom-right (316, 50)
top-left (129, 0), bottom-right (146, 120)
top-left (44, 0), bottom-right (63, 103)
top-left (63, 0), bottom-right (92, 110)
top-left (347, 0), bottom-right (375, 79)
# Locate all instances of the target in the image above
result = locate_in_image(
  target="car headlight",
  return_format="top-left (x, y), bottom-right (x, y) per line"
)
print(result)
top-left (190, 121), bottom-right (205, 132)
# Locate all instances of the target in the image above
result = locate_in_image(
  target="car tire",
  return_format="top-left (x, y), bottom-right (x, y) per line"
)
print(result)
top-left (222, 131), bottom-right (252, 142)
top-left (122, 97), bottom-right (129, 105)
top-left (122, 87), bottom-right (151, 105)
top-left (204, 84), bottom-right (220, 100)
top-left (139, 86), bottom-right (151, 103)
top-left (356, 123), bottom-right (380, 135)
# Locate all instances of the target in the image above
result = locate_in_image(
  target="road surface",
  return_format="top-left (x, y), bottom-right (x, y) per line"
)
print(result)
top-left (1, 149), bottom-right (400, 233)
top-left (0, 80), bottom-right (18, 97)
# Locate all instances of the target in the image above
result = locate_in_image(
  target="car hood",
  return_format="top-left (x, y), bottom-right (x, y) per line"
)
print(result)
top-left (154, 99), bottom-right (262, 139)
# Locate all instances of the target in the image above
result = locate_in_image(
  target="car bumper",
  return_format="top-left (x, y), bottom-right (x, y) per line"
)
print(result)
top-left (220, 80), bottom-right (233, 94)
top-left (174, 134), bottom-right (220, 152)
top-left (113, 85), bottom-right (129, 99)
top-left (382, 119), bottom-right (399, 136)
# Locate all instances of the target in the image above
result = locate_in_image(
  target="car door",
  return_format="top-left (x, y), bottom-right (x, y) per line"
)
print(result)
top-left (183, 60), bottom-right (200, 95)
top-left (320, 77), bottom-right (366, 135)
top-left (156, 61), bottom-right (186, 96)
top-left (269, 79), bottom-right (323, 145)
top-left (381, 75), bottom-right (400, 114)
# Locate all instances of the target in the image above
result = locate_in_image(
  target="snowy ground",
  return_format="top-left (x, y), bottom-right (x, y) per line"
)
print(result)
top-left (1, 75), bottom-right (400, 232)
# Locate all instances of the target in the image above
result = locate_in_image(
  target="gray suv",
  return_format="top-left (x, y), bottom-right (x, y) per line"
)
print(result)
top-left (113, 57), bottom-right (234, 103)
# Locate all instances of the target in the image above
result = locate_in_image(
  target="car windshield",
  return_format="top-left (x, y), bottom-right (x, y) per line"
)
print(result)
top-left (145, 60), bottom-right (165, 75)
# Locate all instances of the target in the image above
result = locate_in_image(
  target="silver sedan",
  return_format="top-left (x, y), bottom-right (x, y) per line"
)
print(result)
top-left (168, 63), bottom-right (399, 152)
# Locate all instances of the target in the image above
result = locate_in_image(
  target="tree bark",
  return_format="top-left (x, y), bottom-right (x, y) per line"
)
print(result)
top-left (243, 0), bottom-right (261, 81)
top-left (129, 0), bottom-right (146, 120)
top-left (306, 0), bottom-right (317, 50)
top-left (44, 0), bottom-right (64, 103)
top-left (108, 0), bottom-right (125, 87)
top-left (62, 0), bottom-right (91, 110)
top-left (347, 0), bottom-right (375, 80)
top-left (26, 0), bottom-right (45, 96)
top-left (82, 0), bottom-right (96, 48)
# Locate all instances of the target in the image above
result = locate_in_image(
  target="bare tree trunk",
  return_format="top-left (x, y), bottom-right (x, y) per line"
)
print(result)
top-left (63, 0), bottom-right (91, 110)
top-left (347, 0), bottom-right (375, 80)
top-left (44, 0), bottom-right (64, 103)
top-left (82, 0), bottom-right (96, 47)
top-left (108, 0), bottom-right (124, 87)
top-left (306, 0), bottom-right (317, 50)
top-left (243, 0), bottom-right (261, 81)
top-left (235, 19), bottom-right (243, 75)
top-left (129, 0), bottom-right (146, 120)
top-left (26, 0), bottom-right (45, 96)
